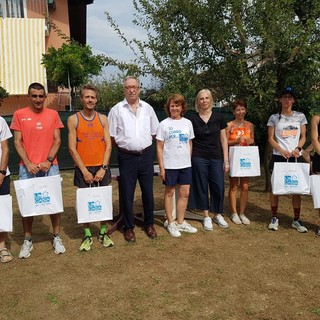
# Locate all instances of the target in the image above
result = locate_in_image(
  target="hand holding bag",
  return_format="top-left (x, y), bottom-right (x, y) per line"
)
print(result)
top-left (76, 185), bottom-right (113, 223)
top-left (0, 194), bottom-right (13, 232)
top-left (14, 175), bottom-right (64, 217)
top-left (271, 161), bottom-right (310, 195)
top-left (229, 146), bottom-right (261, 177)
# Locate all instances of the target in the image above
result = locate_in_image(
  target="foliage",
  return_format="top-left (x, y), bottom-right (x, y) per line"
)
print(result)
top-left (105, 0), bottom-right (320, 190)
top-left (0, 84), bottom-right (9, 106)
top-left (42, 42), bottom-right (104, 89)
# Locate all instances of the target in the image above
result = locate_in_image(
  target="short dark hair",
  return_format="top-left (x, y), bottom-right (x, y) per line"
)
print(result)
top-left (164, 93), bottom-right (187, 117)
top-left (80, 84), bottom-right (97, 97)
top-left (232, 99), bottom-right (247, 111)
top-left (28, 82), bottom-right (46, 96)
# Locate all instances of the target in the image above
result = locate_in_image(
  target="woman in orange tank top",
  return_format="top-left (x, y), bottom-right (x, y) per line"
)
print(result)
top-left (227, 100), bottom-right (254, 225)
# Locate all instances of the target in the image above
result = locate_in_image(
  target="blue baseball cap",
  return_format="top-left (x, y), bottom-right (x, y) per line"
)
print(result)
top-left (281, 86), bottom-right (297, 99)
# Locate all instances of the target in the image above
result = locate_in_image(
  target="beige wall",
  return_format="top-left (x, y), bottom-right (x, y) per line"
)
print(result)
top-left (0, 0), bottom-right (71, 115)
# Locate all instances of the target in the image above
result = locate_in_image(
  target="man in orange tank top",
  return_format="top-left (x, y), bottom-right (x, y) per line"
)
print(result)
top-left (68, 84), bottom-right (114, 251)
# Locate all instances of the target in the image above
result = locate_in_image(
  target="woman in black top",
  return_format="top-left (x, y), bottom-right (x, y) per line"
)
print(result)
top-left (188, 89), bottom-right (229, 230)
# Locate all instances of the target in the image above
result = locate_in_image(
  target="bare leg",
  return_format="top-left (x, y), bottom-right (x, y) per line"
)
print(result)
top-left (164, 186), bottom-right (175, 224)
top-left (228, 176), bottom-right (239, 214)
top-left (50, 213), bottom-right (61, 235)
top-left (176, 184), bottom-right (190, 224)
top-left (22, 216), bottom-right (34, 238)
top-left (239, 177), bottom-right (250, 215)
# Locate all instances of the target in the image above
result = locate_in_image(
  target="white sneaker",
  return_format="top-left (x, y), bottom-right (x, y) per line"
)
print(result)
top-left (239, 214), bottom-right (250, 225)
top-left (163, 220), bottom-right (169, 228)
top-left (213, 214), bottom-right (229, 228)
top-left (19, 240), bottom-right (33, 259)
top-left (231, 213), bottom-right (242, 225)
top-left (167, 223), bottom-right (181, 237)
top-left (268, 217), bottom-right (279, 231)
top-left (175, 220), bottom-right (198, 233)
top-left (53, 236), bottom-right (66, 254)
top-left (203, 217), bottom-right (213, 231)
top-left (292, 220), bottom-right (308, 233)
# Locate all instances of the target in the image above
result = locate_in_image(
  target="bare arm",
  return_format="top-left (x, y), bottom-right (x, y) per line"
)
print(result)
top-left (0, 139), bottom-right (9, 186)
top-left (311, 115), bottom-right (320, 155)
top-left (93, 114), bottom-right (112, 182)
top-left (14, 130), bottom-right (39, 175)
top-left (156, 139), bottom-right (165, 181)
top-left (38, 127), bottom-right (61, 172)
top-left (220, 128), bottom-right (229, 173)
top-left (67, 114), bottom-right (94, 184)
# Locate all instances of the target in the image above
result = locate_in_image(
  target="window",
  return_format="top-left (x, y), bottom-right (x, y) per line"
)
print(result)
top-left (0, 0), bottom-right (25, 18)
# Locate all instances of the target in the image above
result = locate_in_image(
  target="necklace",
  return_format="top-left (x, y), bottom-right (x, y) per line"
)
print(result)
top-left (199, 111), bottom-right (212, 121)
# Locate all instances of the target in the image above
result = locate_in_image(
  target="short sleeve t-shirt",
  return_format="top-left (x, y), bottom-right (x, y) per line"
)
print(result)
top-left (156, 117), bottom-right (194, 169)
top-left (10, 107), bottom-right (64, 165)
top-left (190, 112), bottom-right (227, 160)
top-left (267, 111), bottom-right (307, 156)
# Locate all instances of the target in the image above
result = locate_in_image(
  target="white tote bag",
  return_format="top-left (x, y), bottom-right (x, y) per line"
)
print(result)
top-left (229, 146), bottom-right (261, 177)
top-left (76, 185), bottom-right (113, 223)
top-left (310, 175), bottom-right (320, 209)
top-left (0, 194), bottom-right (13, 232)
top-left (271, 162), bottom-right (310, 195)
top-left (14, 175), bottom-right (63, 217)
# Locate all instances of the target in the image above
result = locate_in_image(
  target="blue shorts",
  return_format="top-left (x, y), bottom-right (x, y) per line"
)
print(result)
top-left (163, 167), bottom-right (192, 186)
top-left (19, 165), bottom-right (60, 180)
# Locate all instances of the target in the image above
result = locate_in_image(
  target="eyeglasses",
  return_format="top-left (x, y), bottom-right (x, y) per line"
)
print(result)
top-left (30, 94), bottom-right (45, 99)
top-left (281, 95), bottom-right (294, 100)
top-left (124, 85), bottom-right (139, 91)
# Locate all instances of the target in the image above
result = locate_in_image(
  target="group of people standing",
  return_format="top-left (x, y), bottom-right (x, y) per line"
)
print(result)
top-left (0, 78), bottom-right (319, 264)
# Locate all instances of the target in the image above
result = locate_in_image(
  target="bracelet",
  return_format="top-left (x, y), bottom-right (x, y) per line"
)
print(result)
top-left (223, 161), bottom-right (229, 164)
top-left (296, 147), bottom-right (302, 151)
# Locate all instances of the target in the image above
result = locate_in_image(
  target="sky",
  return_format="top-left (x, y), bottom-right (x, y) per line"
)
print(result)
top-left (87, 0), bottom-right (148, 78)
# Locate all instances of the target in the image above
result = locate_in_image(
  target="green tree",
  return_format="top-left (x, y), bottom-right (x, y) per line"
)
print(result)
top-left (0, 84), bottom-right (9, 106)
top-left (105, 0), bottom-right (320, 190)
top-left (42, 42), bottom-right (104, 109)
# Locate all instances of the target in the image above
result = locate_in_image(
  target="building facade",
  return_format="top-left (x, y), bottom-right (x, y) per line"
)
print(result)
top-left (0, 0), bottom-right (93, 115)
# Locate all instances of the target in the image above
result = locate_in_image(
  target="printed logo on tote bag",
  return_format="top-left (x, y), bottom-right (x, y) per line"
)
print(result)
top-left (240, 158), bottom-right (251, 169)
top-left (284, 175), bottom-right (298, 187)
top-left (88, 200), bottom-right (102, 214)
top-left (34, 191), bottom-right (51, 205)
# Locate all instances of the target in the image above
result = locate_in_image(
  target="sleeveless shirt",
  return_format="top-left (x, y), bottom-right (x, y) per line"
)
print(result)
top-left (228, 121), bottom-right (252, 146)
top-left (76, 111), bottom-right (105, 166)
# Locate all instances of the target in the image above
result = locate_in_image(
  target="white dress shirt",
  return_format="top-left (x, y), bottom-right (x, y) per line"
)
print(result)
top-left (108, 99), bottom-right (159, 151)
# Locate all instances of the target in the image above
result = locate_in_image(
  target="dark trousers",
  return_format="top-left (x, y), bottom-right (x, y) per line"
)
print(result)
top-left (188, 156), bottom-right (225, 214)
top-left (118, 148), bottom-right (155, 230)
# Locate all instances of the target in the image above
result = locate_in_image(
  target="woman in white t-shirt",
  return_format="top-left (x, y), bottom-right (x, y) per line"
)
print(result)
top-left (267, 86), bottom-right (307, 233)
top-left (156, 94), bottom-right (197, 237)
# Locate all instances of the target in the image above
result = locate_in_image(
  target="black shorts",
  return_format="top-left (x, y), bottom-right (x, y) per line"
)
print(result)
top-left (0, 175), bottom-right (10, 195)
top-left (313, 152), bottom-right (320, 174)
top-left (268, 154), bottom-right (304, 173)
top-left (74, 166), bottom-right (111, 188)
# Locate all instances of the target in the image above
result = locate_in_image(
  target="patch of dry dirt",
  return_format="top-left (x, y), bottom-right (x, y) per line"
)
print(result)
top-left (2, 170), bottom-right (320, 320)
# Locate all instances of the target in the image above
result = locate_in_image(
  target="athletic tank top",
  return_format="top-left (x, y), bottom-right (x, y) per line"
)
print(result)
top-left (76, 111), bottom-right (105, 166)
top-left (228, 121), bottom-right (252, 146)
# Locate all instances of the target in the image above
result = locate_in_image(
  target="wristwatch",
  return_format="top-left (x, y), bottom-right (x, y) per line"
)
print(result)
top-left (101, 164), bottom-right (109, 170)
top-left (296, 147), bottom-right (302, 151)
top-left (0, 170), bottom-right (6, 175)
top-left (47, 156), bottom-right (54, 163)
